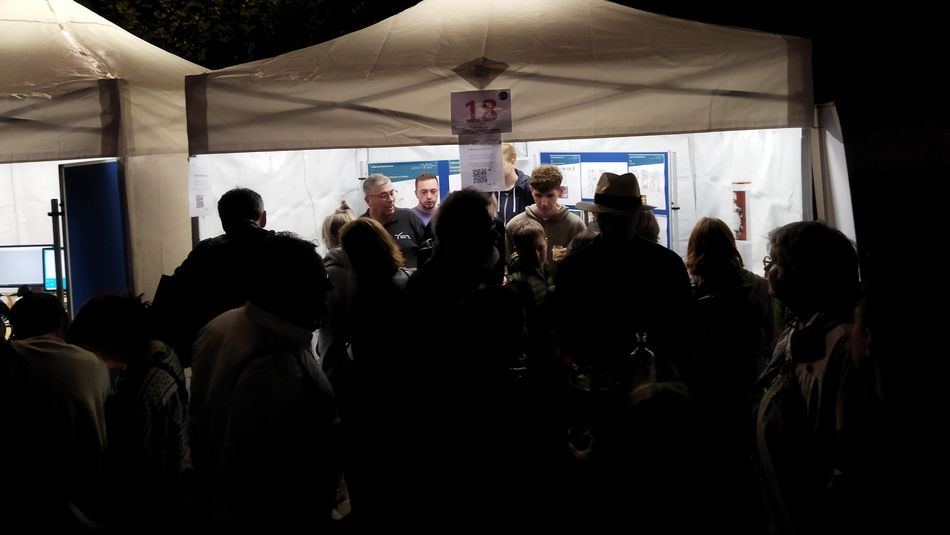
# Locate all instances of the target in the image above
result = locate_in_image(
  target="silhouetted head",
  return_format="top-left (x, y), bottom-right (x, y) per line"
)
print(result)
top-left (9, 292), bottom-right (68, 340)
top-left (686, 217), bottom-right (743, 287)
top-left (341, 217), bottom-right (405, 281)
top-left (432, 188), bottom-right (497, 267)
top-left (68, 294), bottom-right (150, 364)
top-left (766, 221), bottom-right (858, 319)
top-left (248, 232), bottom-right (330, 331)
top-left (218, 188), bottom-right (265, 233)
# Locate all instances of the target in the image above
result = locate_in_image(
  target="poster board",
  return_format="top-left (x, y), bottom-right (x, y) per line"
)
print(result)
top-left (368, 159), bottom-right (457, 210)
top-left (541, 152), bottom-right (672, 248)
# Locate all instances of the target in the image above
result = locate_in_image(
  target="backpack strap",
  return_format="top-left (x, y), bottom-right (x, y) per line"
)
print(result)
top-left (147, 350), bottom-right (190, 405)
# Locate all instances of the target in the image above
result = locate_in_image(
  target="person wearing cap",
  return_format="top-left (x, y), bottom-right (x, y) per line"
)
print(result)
top-left (505, 165), bottom-right (586, 269)
top-left (188, 232), bottom-right (340, 532)
top-left (555, 172), bottom-right (695, 381)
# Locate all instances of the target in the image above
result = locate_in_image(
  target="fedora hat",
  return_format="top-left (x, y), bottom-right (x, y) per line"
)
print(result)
top-left (576, 172), bottom-right (655, 214)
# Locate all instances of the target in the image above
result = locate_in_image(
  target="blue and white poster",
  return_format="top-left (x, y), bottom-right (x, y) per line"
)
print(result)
top-left (541, 152), bottom-right (671, 247)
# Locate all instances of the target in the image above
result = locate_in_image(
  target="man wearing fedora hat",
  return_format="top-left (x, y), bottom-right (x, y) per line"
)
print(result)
top-left (557, 172), bottom-right (695, 380)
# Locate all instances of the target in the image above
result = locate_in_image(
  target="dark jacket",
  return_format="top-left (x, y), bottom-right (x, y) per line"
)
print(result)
top-left (152, 221), bottom-right (273, 367)
top-left (494, 169), bottom-right (533, 226)
top-left (752, 314), bottom-right (872, 535)
top-left (554, 234), bottom-right (695, 376)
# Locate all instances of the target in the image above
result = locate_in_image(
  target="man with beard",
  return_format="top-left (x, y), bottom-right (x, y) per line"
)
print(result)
top-left (410, 172), bottom-right (439, 226)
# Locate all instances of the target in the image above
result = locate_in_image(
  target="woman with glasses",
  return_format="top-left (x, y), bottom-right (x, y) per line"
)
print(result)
top-left (752, 221), bottom-right (875, 534)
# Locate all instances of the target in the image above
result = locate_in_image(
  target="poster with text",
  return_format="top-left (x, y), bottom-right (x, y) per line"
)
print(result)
top-left (368, 160), bottom-right (440, 209)
top-left (628, 154), bottom-right (667, 210)
top-left (549, 154), bottom-right (582, 206)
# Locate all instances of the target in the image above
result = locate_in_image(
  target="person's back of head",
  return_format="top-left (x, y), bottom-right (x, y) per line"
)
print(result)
top-left (508, 217), bottom-right (546, 271)
top-left (596, 211), bottom-right (638, 244)
top-left (686, 217), bottom-right (743, 287)
top-left (9, 292), bottom-right (68, 340)
top-left (248, 232), bottom-right (330, 331)
top-left (767, 221), bottom-right (858, 318)
top-left (321, 200), bottom-right (354, 250)
top-left (67, 294), bottom-right (149, 364)
top-left (218, 188), bottom-right (264, 234)
top-left (432, 188), bottom-right (496, 263)
top-left (341, 217), bottom-right (404, 281)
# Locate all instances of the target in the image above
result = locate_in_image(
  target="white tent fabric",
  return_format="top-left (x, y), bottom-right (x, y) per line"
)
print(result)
top-left (1, 0), bottom-right (204, 297)
top-left (186, 0), bottom-right (813, 155)
top-left (814, 104), bottom-right (855, 242)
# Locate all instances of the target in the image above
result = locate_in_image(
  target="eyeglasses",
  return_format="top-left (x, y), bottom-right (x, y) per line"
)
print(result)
top-left (763, 255), bottom-right (775, 272)
top-left (373, 190), bottom-right (396, 200)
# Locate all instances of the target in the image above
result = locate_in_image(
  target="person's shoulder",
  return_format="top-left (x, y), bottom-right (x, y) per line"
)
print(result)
top-left (658, 244), bottom-right (688, 271)
top-left (506, 210), bottom-right (528, 229)
top-left (566, 210), bottom-right (585, 226)
top-left (515, 169), bottom-right (530, 188)
top-left (181, 233), bottom-right (226, 260)
top-left (396, 207), bottom-right (425, 227)
top-left (559, 236), bottom-right (602, 270)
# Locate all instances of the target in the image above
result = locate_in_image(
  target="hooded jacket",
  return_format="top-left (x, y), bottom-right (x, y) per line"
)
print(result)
top-left (494, 169), bottom-right (533, 226)
top-left (506, 204), bottom-right (586, 266)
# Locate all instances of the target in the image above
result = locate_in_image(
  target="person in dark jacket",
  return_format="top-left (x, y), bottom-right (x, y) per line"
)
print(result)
top-left (189, 233), bottom-right (339, 533)
top-left (151, 188), bottom-right (274, 367)
top-left (752, 221), bottom-right (875, 535)
top-left (493, 143), bottom-right (534, 226)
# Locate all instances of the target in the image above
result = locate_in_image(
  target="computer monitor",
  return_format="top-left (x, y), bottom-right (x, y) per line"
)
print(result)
top-left (42, 247), bottom-right (67, 291)
top-left (0, 245), bottom-right (47, 288)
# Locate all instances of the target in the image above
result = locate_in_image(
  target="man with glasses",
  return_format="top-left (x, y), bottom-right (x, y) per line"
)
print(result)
top-left (362, 174), bottom-right (427, 269)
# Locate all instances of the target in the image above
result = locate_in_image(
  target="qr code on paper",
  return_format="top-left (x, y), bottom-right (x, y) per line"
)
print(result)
top-left (195, 194), bottom-right (205, 209)
top-left (472, 168), bottom-right (488, 184)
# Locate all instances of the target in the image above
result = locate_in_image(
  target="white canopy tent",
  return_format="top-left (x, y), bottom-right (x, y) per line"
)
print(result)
top-left (185, 0), bottom-right (813, 154)
top-left (184, 0), bottom-right (823, 269)
top-left (1, 0), bottom-right (203, 297)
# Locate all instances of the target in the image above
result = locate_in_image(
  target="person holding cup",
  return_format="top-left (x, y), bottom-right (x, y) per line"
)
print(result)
top-left (505, 165), bottom-right (586, 274)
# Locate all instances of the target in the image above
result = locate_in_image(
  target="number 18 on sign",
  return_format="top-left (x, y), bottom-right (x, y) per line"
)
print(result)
top-left (451, 89), bottom-right (512, 134)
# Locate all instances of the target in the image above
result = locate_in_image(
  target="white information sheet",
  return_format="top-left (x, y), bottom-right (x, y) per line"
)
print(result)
top-left (188, 158), bottom-right (212, 217)
top-left (458, 132), bottom-right (504, 191)
top-left (556, 162), bottom-right (582, 206)
top-left (629, 162), bottom-right (667, 209)
top-left (580, 161), bottom-right (627, 198)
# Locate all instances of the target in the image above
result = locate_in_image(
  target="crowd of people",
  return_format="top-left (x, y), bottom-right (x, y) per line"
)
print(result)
top-left (0, 154), bottom-right (899, 533)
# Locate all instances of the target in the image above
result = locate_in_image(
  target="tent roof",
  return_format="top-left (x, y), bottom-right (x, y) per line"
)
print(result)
top-left (187, 0), bottom-right (812, 155)
top-left (1, 0), bottom-right (204, 163)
